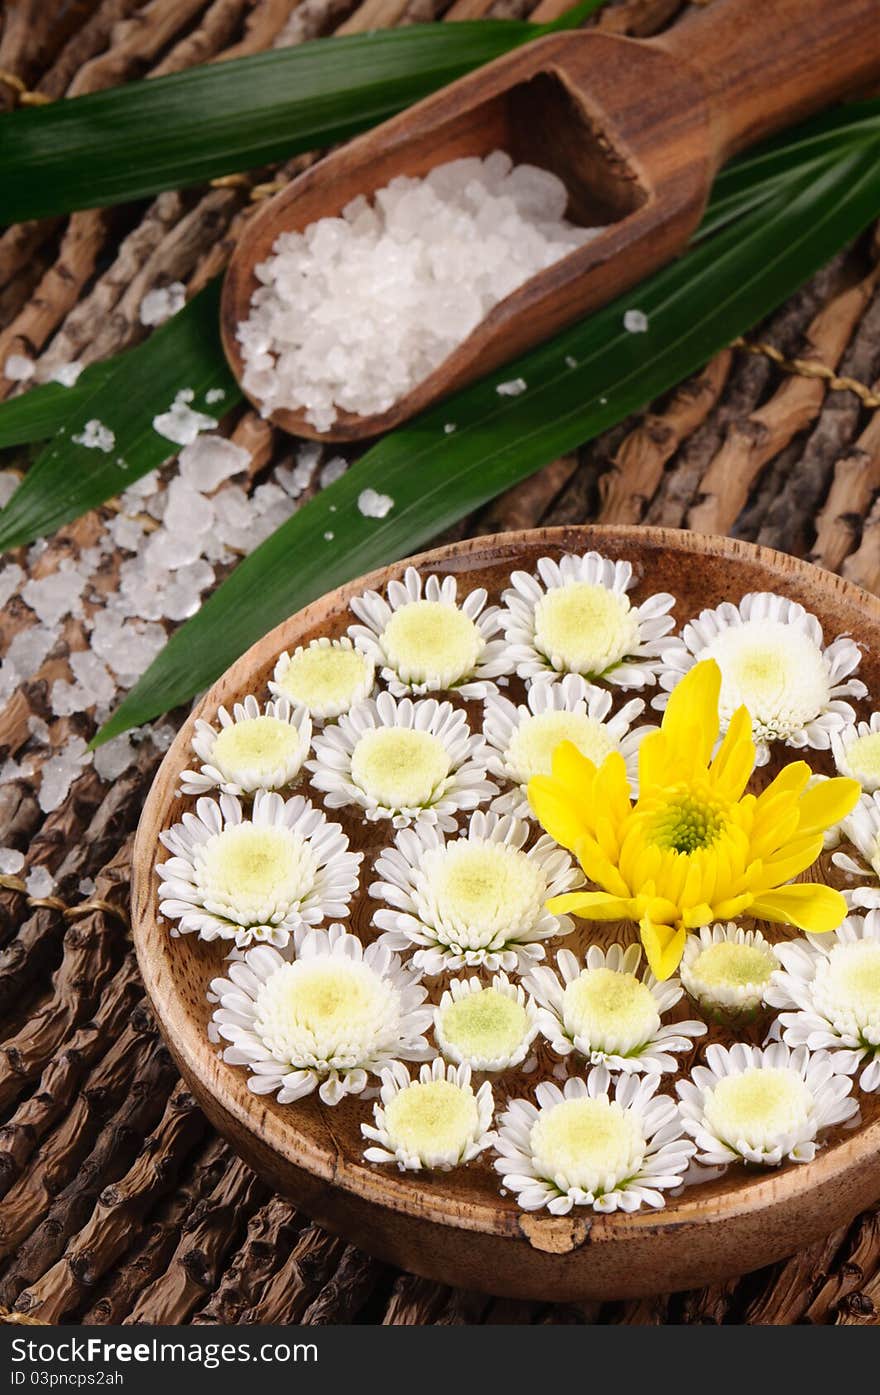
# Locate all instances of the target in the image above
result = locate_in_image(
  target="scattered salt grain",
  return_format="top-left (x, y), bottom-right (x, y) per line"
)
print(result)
top-left (0, 848), bottom-right (25, 876)
top-left (178, 434), bottom-right (249, 492)
top-left (39, 737), bottom-right (92, 813)
top-left (139, 281), bottom-right (186, 327)
top-left (319, 456), bottom-right (347, 488)
top-left (0, 563), bottom-right (22, 610)
top-left (496, 378), bottom-right (527, 397)
top-left (153, 390), bottom-right (217, 446)
top-left (238, 151), bottom-right (599, 430)
top-left (205, 388), bottom-right (226, 405)
top-left (78, 876), bottom-right (97, 897)
top-left (25, 865), bottom-right (56, 897)
top-left (623, 309), bottom-right (649, 333)
top-left (324, 530), bottom-right (334, 541)
top-left (49, 361), bottom-right (85, 388)
top-left (565, 355), bottom-right (578, 369)
top-left (0, 472), bottom-right (19, 509)
top-left (27, 716), bottom-right (50, 745)
top-left (358, 488), bottom-right (394, 519)
top-left (93, 733), bottom-right (136, 781)
top-left (22, 570), bottom-right (85, 627)
top-left (72, 419), bottom-right (115, 452)
top-left (5, 353), bottom-right (34, 382)
top-left (444, 423), bottom-right (456, 434)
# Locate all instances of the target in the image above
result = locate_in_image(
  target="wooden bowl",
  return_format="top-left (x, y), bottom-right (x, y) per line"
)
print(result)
top-left (131, 525), bottom-right (880, 1301)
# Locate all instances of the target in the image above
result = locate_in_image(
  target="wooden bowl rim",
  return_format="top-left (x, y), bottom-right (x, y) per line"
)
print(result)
top-left (132, 523), bottom-right (880, 1252)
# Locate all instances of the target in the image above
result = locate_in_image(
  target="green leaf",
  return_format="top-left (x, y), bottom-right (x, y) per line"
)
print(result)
top-left (0, 7), bottom-right (603, 224)
top-left (0, 281), bottom-right (239, 550)
top-left (0, 359), bottom-right (117, 450)
top-left (97, 133), bottom-right (880, 742)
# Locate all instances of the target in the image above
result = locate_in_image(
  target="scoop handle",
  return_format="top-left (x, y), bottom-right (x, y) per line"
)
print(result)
top-left (655, 0), bottom-right (880, 166)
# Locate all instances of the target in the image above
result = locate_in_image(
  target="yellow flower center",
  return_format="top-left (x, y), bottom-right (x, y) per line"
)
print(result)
top-left (380, 600), bottom-right (482, 687)
top-left (817, 941), bottom-right (880, 1032)
top-left (383, 1079), bottom-right (480, 1162)
top-left (253, 959), bottom-right (395, 1065)
top-left (703, 620), bottom-right (830, 740)
top-left (506, 711), bottom-right (617, 783)
top-left (277, 644), bottom-right (371, 713)
top-left (421, 842), bottom-right (545, 948)
top-left (211, 716), bottom-right (301, 784)
top-left (438, 988), bottom-right (530, 1065)
top-left (562, 967), bottom-right (660, 1056)
top-left (844, 732), bottom-right (880, 785)
top-left (691, 941), bottom-right (777, 991)
top-left (350, 727), bottom-right (450, 809)
top-left (703, 1068), bottom-right (812, 1152)
top-left (530, 1096), bottom-right (646, 1195)
top-left (647, 791), bottom-right (726, 854)
top-left (532, 582), bottom-right (639, 676)
top-left (195, 824), bottom-right (317, 927)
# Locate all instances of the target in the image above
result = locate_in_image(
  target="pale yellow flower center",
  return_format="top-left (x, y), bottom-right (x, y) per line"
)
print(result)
top-left (253, 959), bottom-right (395, 1065)
top-left (421, 842), bottom-right (545, 947)
top-left (562, 967), bottom-right (660, 1056)
top-left (703, 619), bottom-right (830, 739)
top-left (506, 711), bottom-right (617, 783)
top-left (380, 600), bottom-right (482, 686)
top-left (703, 1068), bottom-right (812, 1151)
top-left (532, 582), bottom-right (639, 675)
top-left (438, 988), bottom-right (530, 1064)
top-left (530, 1096), bottom-right (646, 1195)
top-left (211, 716), bottom-right (301, 783)
top-left (817, 941), bottom-right (880, 1029)
top-left (691, 941), bottom-right (777, 991)
top-left (195, 824), bottom-right (316, 926)
top-left (277, 645), bottom-right (370, 712)
top-left (350, 727), bottom-right (450, 809)
top-left (646, 790), bottom-right (726, 855)
top-left (383, 1079), bottom-right (479, 1161)
top-left (844, 732), bottom-right (880, 784)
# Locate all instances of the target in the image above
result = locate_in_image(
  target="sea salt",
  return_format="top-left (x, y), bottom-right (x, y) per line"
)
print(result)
top-left (78, 876), bottom-right (97, 896)
top-left (358, 488), bottom-right (394, 519)
top-left (323, 530), bottom-right (334, 541)
top-left (444, 424), bottom-right (456, 435)
top-left (5, 353), bottom-right (34, 381)
top-left (178, 434), bottom-right (248, 492)
top-left (49, 361), bottom-right (85, 387)
top-left (0, 563), bottom-right (22, 609)
top-left (22, 570), bottom-right (85, 627)
top-left (25, 865), bottom-right (56, 897)
top-left (238, 151), bottom-right (599, 430)
top-left (0, 472), bottom-right (19, 509)
top-left (624, 309), bottom-right (649, 333)
top-left (496, 378), bottom-right (527, 397)
top-left (153, 390), bottom-right (217, 446)
top-left (39, 737), bottom-right (92, 813)
top-left (0, 848), bottom-right (24, 876)
top-left (72, 419), bottom-right (115, 452)
top-left (205, 388), bottom-right (226, 405)
top-left (93, 733), bottom-right (136, 781)
top-left (319, 456), bottom-right (347, 488)
top-left (140, 281), bottom-right (186, 327)
top-left (565, 355), bottom-right (578, 369)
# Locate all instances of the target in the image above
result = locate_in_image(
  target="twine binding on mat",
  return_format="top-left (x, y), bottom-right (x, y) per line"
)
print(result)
top-left (0, 70), bottom-right (50, 106)
top-left (0, 873), bottom-right (129, 928)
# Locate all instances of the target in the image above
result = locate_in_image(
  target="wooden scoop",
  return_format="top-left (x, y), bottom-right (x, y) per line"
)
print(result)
top-left (221, 0), bottom-right (880, 442)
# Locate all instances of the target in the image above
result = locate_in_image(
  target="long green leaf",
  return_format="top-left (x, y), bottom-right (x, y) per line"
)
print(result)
top-left (0, 359), bottom-right (117, 450)
top-left (0, 8), bottom-right (602, 224)
top-left (0, 282), bottom-right (239, 549)
top-left (97, 137), bottom-right (880, 742)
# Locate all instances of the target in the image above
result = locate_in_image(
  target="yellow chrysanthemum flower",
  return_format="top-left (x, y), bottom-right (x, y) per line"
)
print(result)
top-left (528, 659), bottom-right (860, 981)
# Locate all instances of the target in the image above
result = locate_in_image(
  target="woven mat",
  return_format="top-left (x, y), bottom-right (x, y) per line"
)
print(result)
top-left (2, 0), bottom-right (880, 1327)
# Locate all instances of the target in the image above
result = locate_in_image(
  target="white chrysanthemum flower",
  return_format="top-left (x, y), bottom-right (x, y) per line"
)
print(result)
top-left (157, 790), bottom-right (361, 949)
top-left (525, 943), bottom-right (705, 1074)
top-left (676, 1042), bottom-right (857, 1167)
top-left (680, 924), bottom-right (779, 1024)
top-left (307, 692), bottom-right (496, 832)
top-left (832, 713), bottom-right (880, 793)
top-left (655, 593), bottom-right (865, 765)
top-left (483, 674), bottom-right (650, 819)
top-left (766, 911), bottom-right (880, 1093)
top-left (362, 1059), bottom-right (495, 1171)
top-left (494, 1068), bottom-right (695, 1214)
top-left (434, 973), bottom-right (540, 1071)
top-left (348, 565), bottom-right (508, 699)
top-left (269, 637), bottom-right (374, 721)
top-left (208, 927), bottom-right (432, 1105)
top-left (500, 551), bottom-right (675, 688)
top-left (834, 792), bottom-right (880, 908)
top-left (371, 809), bottom-right (580, 974)
top-left (179, 695), bottom-right (312, 797)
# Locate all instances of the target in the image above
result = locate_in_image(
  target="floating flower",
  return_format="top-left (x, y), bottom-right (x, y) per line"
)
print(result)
top-left (483, 674), bottom-right (649, 820)
top-left (656, 593), bottom-right (865, 765)
top-left (680, 924), bottom-right (779, 1024)
top-left (157, 790), bottom-right (361, 948)
top-left (832, 713), bottom-right (880, 792)
top-left (308, 692), bottom-right (495, 831)
top-left (208, 928), bottom-right (432, 1105)
top-left (179, 695), bottom-right (312, 797)
top-left (833, 792), bottom-right (880, 908)
top-left (676, 1042), bottom-right (857, 1167)
top-left (269, 637), bottom-right (374, 721)
top-left (348, 565), bottom-right (508, 698)
top-left (433, 973), bottom-right (540, 1072)
top-left (493, 1069), bottom-right (695, 1214)
top-left (528, 660), bottom-right (859, 980)
top-left (500, 551), bottom-right (675, 688)
top-left (371, 809), bottom-right (580, 973)
top-left (362, 1059), bottom-right (495, 1171)
top-left (525, 943), bottom-right (705, 1074)
top-left (766, 911), bottom-right (880, 1093)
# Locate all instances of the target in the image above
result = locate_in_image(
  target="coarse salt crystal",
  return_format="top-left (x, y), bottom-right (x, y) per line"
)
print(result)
top-left (357, 488), bottom-right (394, 519)
top-left (4, 354), bottom-right (34, 382)
top-left (205, 388), bottom-right (226, 405)
top-left (178, 434), bottom-right (248, 491)
top-left (153, 390), bottom-right (217, 446)
top-left (496, 378), bottom-right (527, 397)
top-left (319, 456), bottom-right (347, 488)
top-left (623, 309), bottom-right (649, 333)
top-left (72, 419), bottom-right (115, 452)
top-left (0, 472), bottom-right (19, 509)
top-left (0, 847), bottom-right (25, 876)
top-left (139, 282), bottom-right (186, 327)
top-left (444, 423), bottom-right (456, 434)
top-left (49, 361), bottom-right (85, 387)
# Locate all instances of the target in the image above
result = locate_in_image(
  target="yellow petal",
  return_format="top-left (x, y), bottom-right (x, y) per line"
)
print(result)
top-left (551, 739), bottom-right (598, 798)
top-left (574, 834), bottom-right (631, 899)
top-left (640, 917), bottom-right (687, 980)
top-left (750, 883), bottom-right (848, 934)
top-left (527, 776), bottom-right (587, 852)
top-left (546, 890), bottom-right (637, 921)
top-left (708, 705), bottom-right (755, 801)
top-left (754, 833), bottom-right (825, 888)
top-left (661, 659), bottom-right (721, 765)
top-left (796, 776), bottom-right (860, 837)
top-left (592, 749), bottom-right (633, 830)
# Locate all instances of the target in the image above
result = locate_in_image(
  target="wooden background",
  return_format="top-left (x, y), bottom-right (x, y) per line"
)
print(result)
top-left (1, 0), bottom-right (880, 1325)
